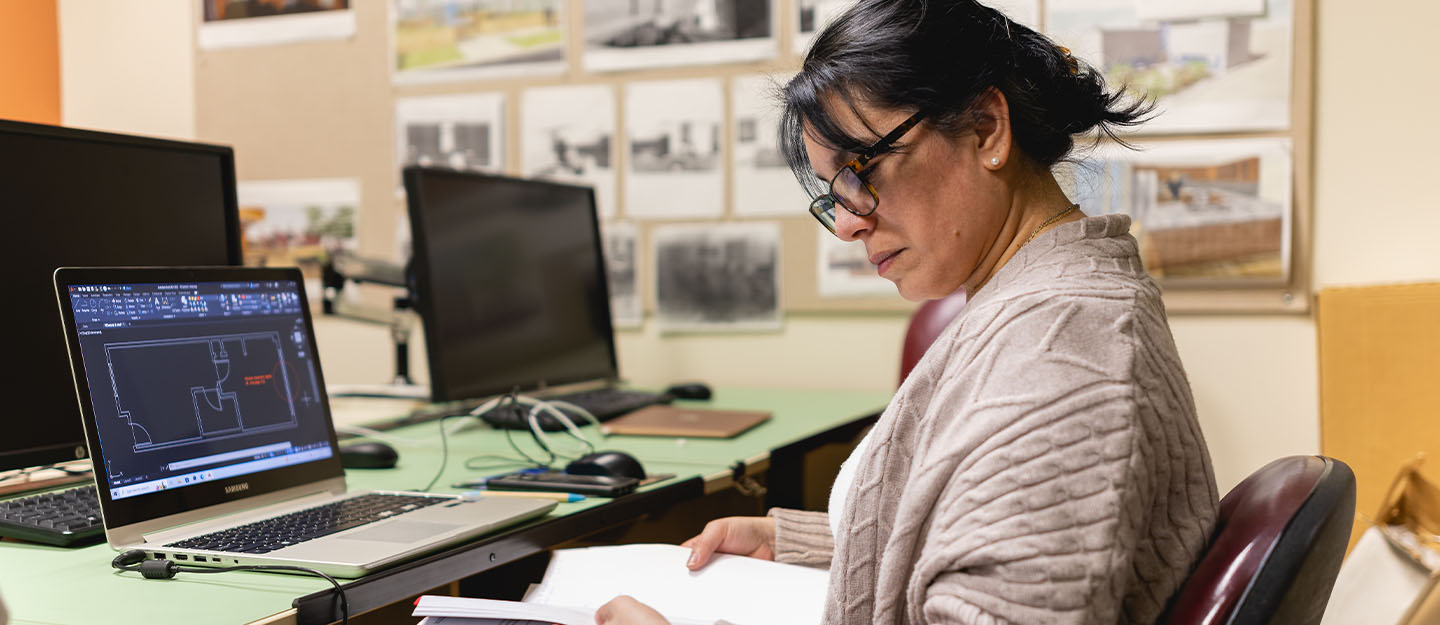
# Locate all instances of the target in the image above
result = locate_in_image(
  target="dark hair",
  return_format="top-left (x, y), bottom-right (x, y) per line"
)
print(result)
top-left (780, 0), bottom-right (1152, 196)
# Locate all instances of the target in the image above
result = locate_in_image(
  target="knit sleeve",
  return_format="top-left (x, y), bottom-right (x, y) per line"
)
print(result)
top-left (767, 508), bottom-right (834, 569)
top-left (896, 294), bottom-right (1203, 625)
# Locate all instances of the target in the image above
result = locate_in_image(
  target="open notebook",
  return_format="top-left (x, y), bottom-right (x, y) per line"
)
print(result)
top-left (413, 543), bottom-right (827, 625)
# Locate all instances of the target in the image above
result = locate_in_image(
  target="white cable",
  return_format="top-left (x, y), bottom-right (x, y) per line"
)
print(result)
top-left (465, 394), bottom-right (604, 459)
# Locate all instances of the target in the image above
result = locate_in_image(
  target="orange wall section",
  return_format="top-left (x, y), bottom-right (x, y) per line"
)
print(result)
top-left (0, 0), bottom-right (61, 125)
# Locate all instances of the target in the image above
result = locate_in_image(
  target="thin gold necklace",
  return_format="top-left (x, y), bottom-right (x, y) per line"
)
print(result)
top-left (1023, 203), bottom-right (1079, 246)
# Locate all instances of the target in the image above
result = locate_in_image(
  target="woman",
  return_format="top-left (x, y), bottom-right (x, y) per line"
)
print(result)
top-left (599, 1), bottom-right (1218, 623)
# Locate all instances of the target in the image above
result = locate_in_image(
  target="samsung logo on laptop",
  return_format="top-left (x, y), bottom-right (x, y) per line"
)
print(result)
top-left (224, 483), bottom-right (250, 495)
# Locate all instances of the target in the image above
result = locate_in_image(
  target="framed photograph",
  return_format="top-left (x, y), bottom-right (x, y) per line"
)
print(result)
top-left (1046, 0), bottom-right (1291, 133)
top-left (1065, 137), bottom-right (1293, 284)
top-left (795, 0), bottom-right (1038, 55)
top-left (392, 0), bottom-right (566, 84)
top-left (199, 0), bottom-right (355, 50)
top-left (583, 0), bottom-right (775, 72)
top-left (601, 222), bottom-right (641, 329)
top-left (236, 178), bottom-right (361, 291)
top-left (653, 222), bottom-right (782, 332)
top-left (521, 84), bottom-right (618, 220)
top-left (395, 93), bottom-right (506, 178)
top-left (624, 79), bottom-right (725, 219)
top-left (731, 73), bottom-right (809, 217)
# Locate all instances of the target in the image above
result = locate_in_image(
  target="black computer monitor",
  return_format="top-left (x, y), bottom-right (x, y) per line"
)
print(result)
top-left (402, 166), bottom-right (618, 402)
top-left (2, 119), bottom-right (241, 471)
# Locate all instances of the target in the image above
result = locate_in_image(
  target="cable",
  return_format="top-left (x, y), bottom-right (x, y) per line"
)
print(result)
top-left (416, 390), bottom-right (611, 491)
top-left (111, 549), bottom-right (348, 625)
top-left (418, 413), bottom-right (473, 492)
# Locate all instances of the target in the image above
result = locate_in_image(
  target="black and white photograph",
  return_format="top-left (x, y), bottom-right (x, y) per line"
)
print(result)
top-left (601, 222), bottom-right (641, 328)
top-left (817, 231), bottom-right (895, 297)
top-left (653, 222), bottom-right (781, 332)
top-left (395, 93), bottom-right (505, 178)
top-left (522, 84), bottom-right (618, 220)
top-left (393, 0), bottom-right (566, 84)
top-left (624, 79), bottom-right (725, 219)
top-left (731, 73), bottom-right (807, 217)
top-left (1047, 0), bottom-right (1291, 133)
top-left (794, 0), bottom-right (1038, 54)
top-left (199, 0), bottom-right (355, 49)
top-left (583, 0), bottom-right (775, 72)
top-left (1065, 137), bottom-right (1293, 283)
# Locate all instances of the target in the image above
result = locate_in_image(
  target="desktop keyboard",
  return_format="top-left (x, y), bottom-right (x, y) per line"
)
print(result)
top-left (0, 484), bottom-right (105, 547)
top-left (165, 493), bottom-right (445, 554)
top-left (480, 388), bottom-right (671, 431)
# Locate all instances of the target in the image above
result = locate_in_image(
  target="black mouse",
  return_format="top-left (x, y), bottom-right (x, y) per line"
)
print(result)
top-left (566, 450), bottom-right (646, 480)
top-left (663, 382), bottom-right (712, 401)
top-left (338, 441), bottom-right (399, 469)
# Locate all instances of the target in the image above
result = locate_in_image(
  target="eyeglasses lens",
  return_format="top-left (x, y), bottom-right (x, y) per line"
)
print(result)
top-left (830, 167), bottom-right (876, 216)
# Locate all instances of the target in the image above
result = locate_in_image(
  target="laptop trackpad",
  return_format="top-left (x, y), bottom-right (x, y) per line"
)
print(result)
top-left (342, 520), bottom-right (461, 543)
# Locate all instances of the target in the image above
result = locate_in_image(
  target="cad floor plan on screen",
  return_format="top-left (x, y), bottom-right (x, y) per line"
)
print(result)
top-left (104, 326), bottom-right (320, 453)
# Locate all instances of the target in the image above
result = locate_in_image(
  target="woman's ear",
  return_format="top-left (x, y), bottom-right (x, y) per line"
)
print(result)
top-left (972, 88), bottom-right (1012, 171)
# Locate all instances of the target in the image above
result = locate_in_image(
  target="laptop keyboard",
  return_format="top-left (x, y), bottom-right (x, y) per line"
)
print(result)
top-left (481, 388), bottom-right (670, 431)
top-left (165, 493), bottom-right (445, 554)
top-left (0, 484), bottom-right (105, 547)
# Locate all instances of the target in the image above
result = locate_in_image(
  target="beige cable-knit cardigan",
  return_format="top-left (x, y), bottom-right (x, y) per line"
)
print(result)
top-left (770, 214), bottom-right (1218, 625)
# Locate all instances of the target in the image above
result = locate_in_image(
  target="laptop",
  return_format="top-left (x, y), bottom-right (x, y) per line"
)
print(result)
top-left (599, 406), bottom-right (771, 439)
top-left (53, 266), bottom-right (555, 578)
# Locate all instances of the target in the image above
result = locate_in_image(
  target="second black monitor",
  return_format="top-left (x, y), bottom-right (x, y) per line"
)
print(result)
top-left (403, 166), bottom-right (617, 402)
top-left (2, 119), bottom-right (240, 472)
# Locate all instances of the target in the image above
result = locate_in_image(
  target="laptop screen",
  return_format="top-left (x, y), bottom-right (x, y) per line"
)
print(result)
top-left (63, 278), bottom-right (335, 502)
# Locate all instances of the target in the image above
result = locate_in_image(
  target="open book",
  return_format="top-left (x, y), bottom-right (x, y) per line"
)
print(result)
top-left (413, 543), bottom-right (828, 625)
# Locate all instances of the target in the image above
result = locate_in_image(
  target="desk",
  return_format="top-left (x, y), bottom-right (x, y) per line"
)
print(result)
top-left (0, 387), bottom-right (890, 625)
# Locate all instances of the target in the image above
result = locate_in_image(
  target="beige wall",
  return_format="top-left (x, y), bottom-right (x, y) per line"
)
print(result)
top-left (58, 0), bottom-right (195, 139)
top-left (51, 0), bottom-right (1440, 494)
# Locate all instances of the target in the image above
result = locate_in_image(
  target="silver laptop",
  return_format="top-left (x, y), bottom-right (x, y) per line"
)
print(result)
top-left (54, 266), bottom-right (554, 578)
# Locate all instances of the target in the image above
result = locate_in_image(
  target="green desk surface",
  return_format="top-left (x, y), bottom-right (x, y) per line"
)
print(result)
top-left (0, 387), bottom-right (890, 625)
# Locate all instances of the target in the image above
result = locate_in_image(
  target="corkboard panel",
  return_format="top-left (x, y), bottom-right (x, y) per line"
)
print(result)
top-left (193, 0), bottom-right (1312, 315)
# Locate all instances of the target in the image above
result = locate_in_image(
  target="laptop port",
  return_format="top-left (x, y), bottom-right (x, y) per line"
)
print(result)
top-left (174, 554), bottom-right (188, 560)
top-left (193, 556), bottom-right (206, 562)
top-left (153, 553), bottom-right (166, 559)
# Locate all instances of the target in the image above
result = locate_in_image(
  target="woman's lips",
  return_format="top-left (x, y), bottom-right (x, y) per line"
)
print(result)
top-left (870, 249), bottom-right (903, 277)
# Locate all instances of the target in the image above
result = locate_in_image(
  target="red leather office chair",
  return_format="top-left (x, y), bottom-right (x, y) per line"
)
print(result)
top-left (1164, 456), bottom-right (1356, 625)
top-left (898, 289), bottom-right (967, 386)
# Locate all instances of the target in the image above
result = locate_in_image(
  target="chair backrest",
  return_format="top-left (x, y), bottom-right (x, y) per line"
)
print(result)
top-left (1165, 456), bottom-right (1356, 625)
top-left (898, 289), bottom-right (967, 386)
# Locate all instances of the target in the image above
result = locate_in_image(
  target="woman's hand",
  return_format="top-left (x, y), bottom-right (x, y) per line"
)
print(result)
top-left (680, 516), bottom-right (776, 570)
top-left (595, 595), bottom-right (669, 625)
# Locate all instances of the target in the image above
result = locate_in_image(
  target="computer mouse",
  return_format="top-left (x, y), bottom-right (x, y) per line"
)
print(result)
top-left (338, 441), bottom-right (399, 469)
top-left (565, 450), bottom-right (646, 480)
top-left (663, 382), bottom-right (712, 401)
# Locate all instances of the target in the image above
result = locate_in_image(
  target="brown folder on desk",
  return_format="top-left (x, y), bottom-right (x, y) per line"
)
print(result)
top-left (600, 405), bottom-right (771, 438)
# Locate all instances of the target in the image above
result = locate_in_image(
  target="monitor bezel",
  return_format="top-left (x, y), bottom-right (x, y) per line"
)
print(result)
top-left (0, 118), bottom-right (242, 472)
top-left (402, 166), bottom-right (621, 402)
top-left (53, 266), bottom-right (345, 531)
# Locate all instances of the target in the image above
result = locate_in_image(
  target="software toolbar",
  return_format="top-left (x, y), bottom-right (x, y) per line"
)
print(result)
top-left (67, 281), bottom-right (302, 325)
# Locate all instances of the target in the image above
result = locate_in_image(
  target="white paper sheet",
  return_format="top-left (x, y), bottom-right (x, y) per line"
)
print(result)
top-left (527, 543), bottom-right (827, 625)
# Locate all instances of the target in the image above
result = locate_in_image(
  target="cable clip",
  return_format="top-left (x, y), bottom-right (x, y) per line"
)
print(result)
top-left (729, 461), bottom-right (767, 498)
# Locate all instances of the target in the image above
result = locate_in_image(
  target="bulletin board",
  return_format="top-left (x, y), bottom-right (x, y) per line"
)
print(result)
top-left (193, 0), bottom-right (1315, 318)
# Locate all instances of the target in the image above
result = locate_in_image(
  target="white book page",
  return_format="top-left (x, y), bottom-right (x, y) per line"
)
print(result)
top-left (527, 544), bottom-right (826, 625)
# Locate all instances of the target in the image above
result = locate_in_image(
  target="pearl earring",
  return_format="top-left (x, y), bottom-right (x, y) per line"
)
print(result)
top-left (990, 157), bottom-right (1000, 166)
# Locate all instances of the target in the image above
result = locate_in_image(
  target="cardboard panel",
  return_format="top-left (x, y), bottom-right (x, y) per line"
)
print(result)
top-left (1318, 283), bottom-right (1440, 549)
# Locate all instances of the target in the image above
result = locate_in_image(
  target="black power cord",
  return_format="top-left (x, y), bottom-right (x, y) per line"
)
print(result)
top-left (111, 549), bottom-right (348, 624)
